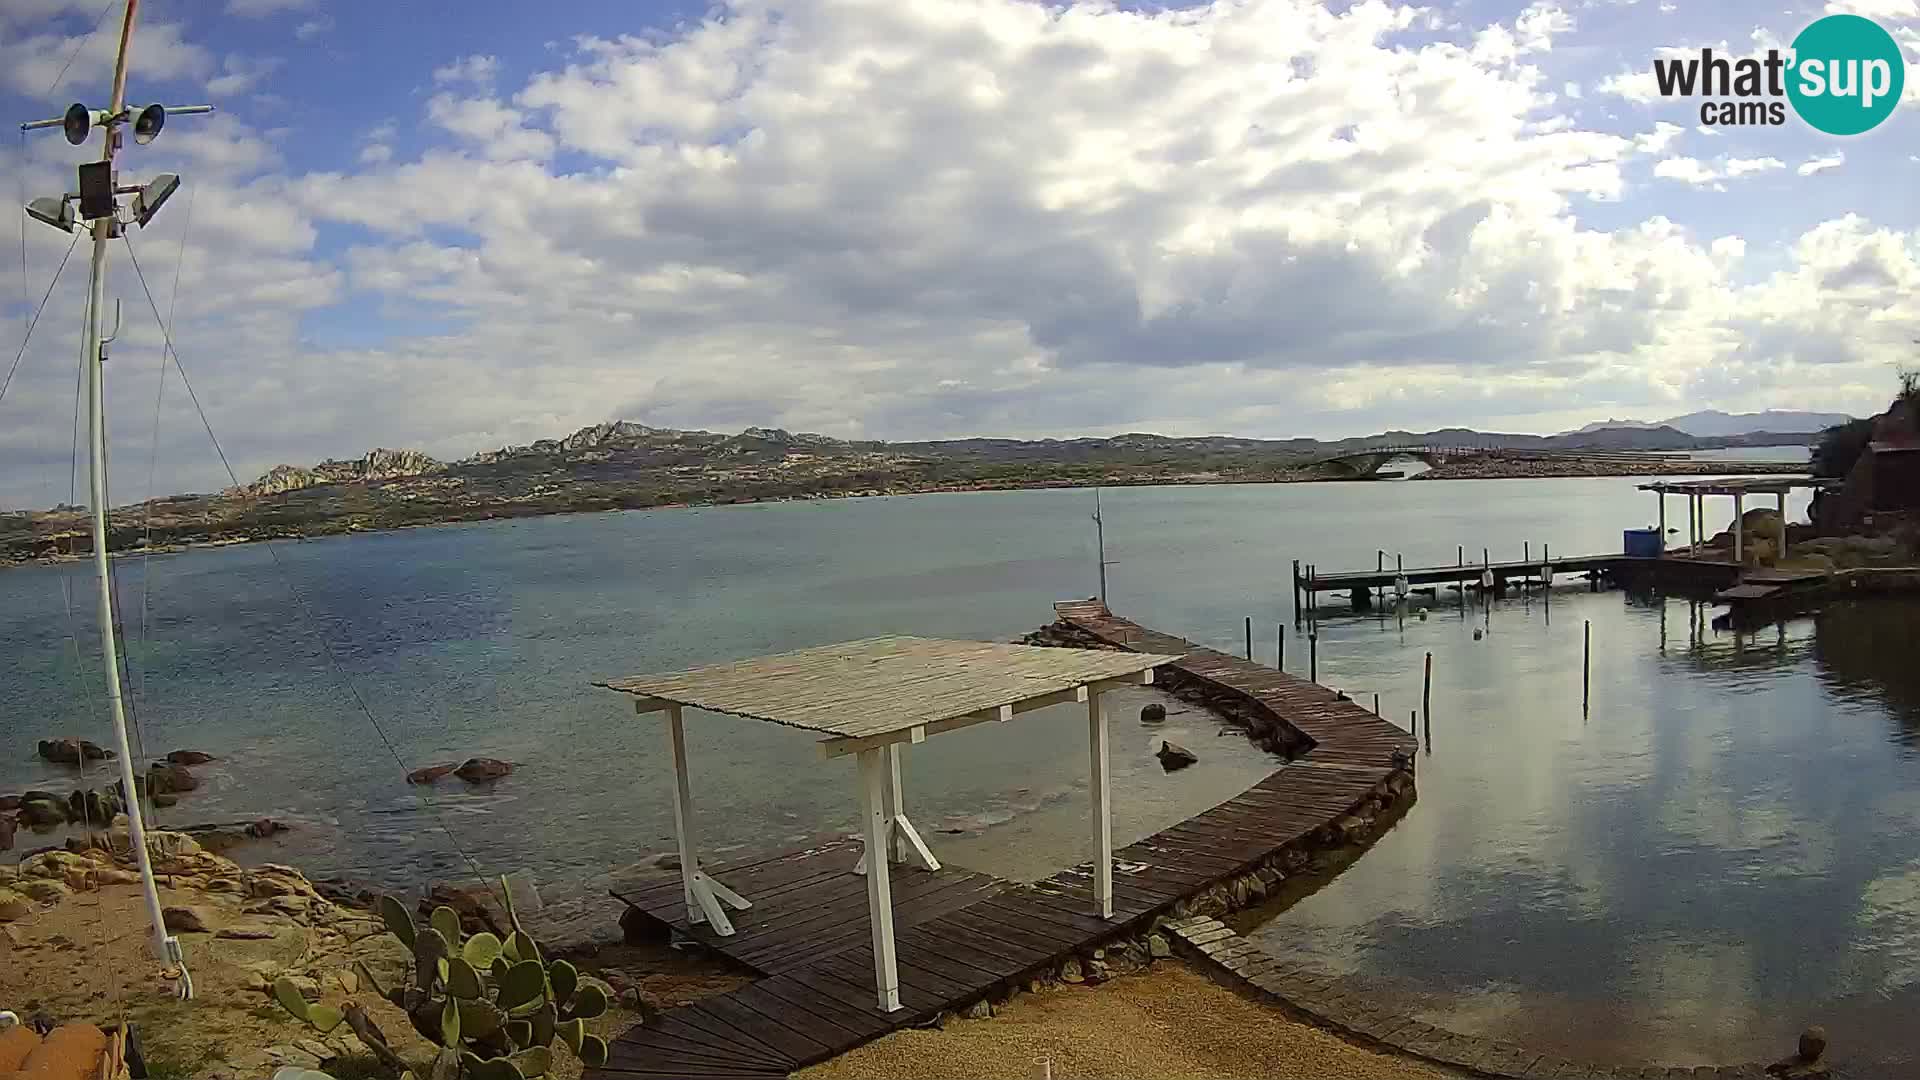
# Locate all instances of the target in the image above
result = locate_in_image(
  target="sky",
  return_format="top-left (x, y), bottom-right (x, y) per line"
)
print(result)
top-left (2, 0), bottom-right (1919, 506)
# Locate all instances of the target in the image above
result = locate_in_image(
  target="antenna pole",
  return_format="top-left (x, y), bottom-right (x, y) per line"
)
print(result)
top-left (1093, 488), bottom-right (1108, 605)
top-left (84, 0), bottom-right (173, 966)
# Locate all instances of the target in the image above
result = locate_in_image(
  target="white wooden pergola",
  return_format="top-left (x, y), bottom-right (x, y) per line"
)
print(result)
top-left (598, 636), bottom-right (1178, 1012)
top-left (1639, 476), bottom-right (1826, 566)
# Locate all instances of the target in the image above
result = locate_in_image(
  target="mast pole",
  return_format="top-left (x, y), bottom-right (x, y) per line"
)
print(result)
top-left (1093, 487), bottom-right (1108, 605)
top-left (86, 0), bottom-right (173, 964)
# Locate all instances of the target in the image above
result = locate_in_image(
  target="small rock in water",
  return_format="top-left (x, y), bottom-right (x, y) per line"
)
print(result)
top-left (454, 757), bottom-right (514, 783)
top-left (406, 762), bottom-right (458, 785)
top-left (1472, 628), bottom-right (1483, 641)
top-left (164, 750), bottom-right (216, 765)
top-left (245, 818), bottom-right (288, 839)
top-left (37, 738), bottom-right (112, 765)
top-left (146, 762), bottom-right (200, 795)
top-left (651, 852), bottom-right (681, 870)
top-left (1139, 703), bottom-right (1167, 724)
top-left (1156, 741), bottom-right (1199, 772)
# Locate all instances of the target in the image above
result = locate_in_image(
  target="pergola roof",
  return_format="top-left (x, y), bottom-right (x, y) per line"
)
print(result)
top-left (1637, 475), bottom-right (1826, 496)
top-left (597, 635), bottom-right (1178, 743)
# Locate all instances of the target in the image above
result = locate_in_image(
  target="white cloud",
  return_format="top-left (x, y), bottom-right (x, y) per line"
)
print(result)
top-left (434, 54), bottom-right (500, 87)
top-left (227, 0), bottom-right (315, 15)
top-left (294, 16), bottom-right (334, 41)
top-left (1, 0), bottom-right (1915, 505)
top-left (206, 53), bottom-right (283, 96)
top-left (1826, 0), bottom-right (1919, 17)
top-left (426, 94), bottom-right (554, 160)
top-left (0, 15), bottom-right (211, 100)
top-left (1798, 151), bottom-right (1846, 176)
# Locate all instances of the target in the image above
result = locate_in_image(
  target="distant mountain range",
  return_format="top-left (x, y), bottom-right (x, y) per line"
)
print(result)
top-left (1564, 410), bottom-right (1853, 438)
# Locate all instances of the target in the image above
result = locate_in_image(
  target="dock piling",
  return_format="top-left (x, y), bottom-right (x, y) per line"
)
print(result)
top-left (1373, 692), bottom-right (1380, 715)
top-left (1422, 651), bottom-right (1432, 744)
top-left (1308, 631), bottom-right (1318, 683)
top-left (1245, 616), bottom-right (1252, 661)
top-left (1291, 559), bottom-right (1301, 624)
top-left (1583, 620), bottom-right (1591, 715)
top-left (1277, 625), bottom-right (1285, 672)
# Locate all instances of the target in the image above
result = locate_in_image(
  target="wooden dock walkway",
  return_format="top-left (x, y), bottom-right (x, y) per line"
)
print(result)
top-left (586, 602), bottom-right (1417, 1079)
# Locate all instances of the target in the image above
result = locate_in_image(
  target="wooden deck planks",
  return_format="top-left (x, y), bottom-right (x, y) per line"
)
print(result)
top-left (588, 603), bottom-right (1418, 1080)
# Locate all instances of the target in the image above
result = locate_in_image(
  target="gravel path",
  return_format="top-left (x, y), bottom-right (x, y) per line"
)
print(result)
top-left (798, 962), bottom-right (1458, 1080)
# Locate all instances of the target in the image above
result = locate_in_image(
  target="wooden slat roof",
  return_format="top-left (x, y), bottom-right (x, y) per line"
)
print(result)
top-left (596, 636), bottom-right (1177, 740)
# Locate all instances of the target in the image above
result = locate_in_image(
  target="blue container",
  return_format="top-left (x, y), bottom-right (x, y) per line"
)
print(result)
top-left (1622, 527), bottom-right (1662, 558)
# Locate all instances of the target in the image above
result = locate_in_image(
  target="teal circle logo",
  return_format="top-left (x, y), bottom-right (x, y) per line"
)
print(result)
top-left (1787, 14), bottom-right (1905, 135)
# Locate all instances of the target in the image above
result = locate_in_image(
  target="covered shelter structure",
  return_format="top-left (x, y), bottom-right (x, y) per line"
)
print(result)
top-left (1637, 476), bottom-right (1830, 566)
top-left (595, 635), bottom-right (1179, 1011)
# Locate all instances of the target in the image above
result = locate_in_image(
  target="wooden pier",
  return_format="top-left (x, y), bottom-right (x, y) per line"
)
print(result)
top-left (1290, 553), bottom-right (1756, 616)
top-left (586, 603), bottom-right (1417, 1079)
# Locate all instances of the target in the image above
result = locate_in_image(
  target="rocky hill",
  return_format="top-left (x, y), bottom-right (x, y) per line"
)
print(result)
top-left (239, 448), bottom-right (444, 496)
top-left (0, 419), bottom-right (1811, 566)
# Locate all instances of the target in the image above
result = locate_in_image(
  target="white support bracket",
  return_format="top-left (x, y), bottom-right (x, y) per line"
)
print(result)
top-left (855, 743), bottom-right (940, 874)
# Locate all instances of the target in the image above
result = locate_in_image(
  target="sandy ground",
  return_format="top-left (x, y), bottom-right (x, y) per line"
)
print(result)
top-left (0, 861), bottom-right (744, 1078)
top-left (799, 963), bottom-right (1459, 1080)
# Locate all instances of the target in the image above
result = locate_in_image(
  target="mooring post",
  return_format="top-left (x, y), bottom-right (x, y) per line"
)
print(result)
top-left (1525, 541), bottom-right (1530, 565)
top-left (1457, 545), bottom-right (1463, 567)
top-left (1291, 559), bottom-right (1301, 623)
top-left (1277, 624), bottom-right (1285, 672)
top-left (1245, 616), bottom-right (1252, 661)
top-left (1373, 692), bottom-right (1380, 715)
top-left (1583, 619), bottom-right (1592, 715)
top-left (1422, 651), bottom-right (1433, 744)
top-left (1411, 710), bottom-right (1418, 740)
top-left (1308, 631), bottom-right (1318, 683)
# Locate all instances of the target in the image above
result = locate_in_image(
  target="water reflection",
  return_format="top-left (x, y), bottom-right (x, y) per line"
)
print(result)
top-left (1244, 592), bottom-right (1920, 1074)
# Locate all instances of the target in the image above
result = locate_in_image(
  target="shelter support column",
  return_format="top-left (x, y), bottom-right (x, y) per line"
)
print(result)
top-left (1657, 492), bottom-right (1666, 554)
top-left (855, 743), bottom-right (940, 875)
top-left (1088, 685), bottom-right (1113, 919)
top-left (663, 704), bottom-right (752, 935)
top-left (1777, 491), bottom-right (1787, 565)
top-left (857, 748), bottom-right (902, 1012)
top-left (1734, 493), bottom-right (1744, 567)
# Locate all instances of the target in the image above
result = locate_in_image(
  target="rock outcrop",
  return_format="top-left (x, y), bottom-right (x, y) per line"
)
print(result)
top-left (36, 739), bottom-right (111, 765)
top-left (238, 448), bottom-right (443, 496)
top-left (1156, 740), bottom-right (1198, 771)
top-left (453, 757), bottom-right (513, 783)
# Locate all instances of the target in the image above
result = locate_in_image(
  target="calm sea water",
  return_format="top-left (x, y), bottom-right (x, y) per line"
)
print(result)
top-left (4, 475), bottom-right (1914, 1068)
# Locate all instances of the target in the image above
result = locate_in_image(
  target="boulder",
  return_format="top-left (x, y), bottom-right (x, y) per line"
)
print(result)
top-left (0, 794), bottom-right (21, 812)
top-left (64, 788), bottom-right (120, 826)
top-left (17, 796), bottom-right (65, 828)
top-left (162, 905), bottom-right (210, 933)
top-left (421, 882), bottom-right (508, 937)
top-left (1767, 1024), bottom-right (1830, 1078)
top-left (1156, 741), bottom-right (1199, 772)
top-left (1139, 703), bottom-right (1167, 724)
top-left (164, 750), bottom-right (216, 765)
top-left (15, 879), bottom-right (69, 904)
top-left (146, 762), bottom-right (201, 795)
top-left (1147, 932), bottom-right (1171, 958)
top-left (454, 757), bottom-right (513, 783)
top-left (0, 888), bottom-right (29, 922)
top-left (406, 762), bottom-right (458, 785)
top-left (36, 738), bottom-right (111, 765)
top-left (246, 818), bottom-right (289, 839)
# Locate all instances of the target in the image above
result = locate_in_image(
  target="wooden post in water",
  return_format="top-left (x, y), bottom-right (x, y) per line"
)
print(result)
top-left (1291, 559), bottom-right (1301, 623)
top-left (1422, 652), bottom-right (1433, 742)
top-left (1583, 620), bottom-right (1592, 715)
top-left (1373, 692), bottom-right (1380, 715)
top-left (1457, 545), bottom-right (1463, 567)
top-left (1411, 710), bottom-right (1419, 741)
top-left (1524, 541), bottom-right (1530, 565)
top-left (1277, 625), bottom-right (1285, 672)
top-left (1308, 631), bottom-right (1318, 683)
top-left (1245, 616), bottom-right (1252, 661)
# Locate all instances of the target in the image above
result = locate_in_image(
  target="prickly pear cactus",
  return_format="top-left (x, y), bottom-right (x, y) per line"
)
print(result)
top-left (273, 876), bottom-right (612, 1075)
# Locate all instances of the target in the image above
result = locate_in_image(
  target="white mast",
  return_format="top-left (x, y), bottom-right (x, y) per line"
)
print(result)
top-left (1092, 487), bottom-right (1109, 604)
top-left (21, 0), bottom-right (212, 991)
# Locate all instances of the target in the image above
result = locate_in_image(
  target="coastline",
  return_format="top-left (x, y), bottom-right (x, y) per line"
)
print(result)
top-left (0, 457), bottom-right (1809, 572)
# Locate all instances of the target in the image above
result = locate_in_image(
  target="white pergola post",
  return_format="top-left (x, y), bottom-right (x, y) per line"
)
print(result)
top-left (1087, 686), bottom-right (1113, 919)
top-left (1776, 490), bottom-right (1787, 565)
top-left (1733, 493), bottom-right (1744, 567)
top-left (856, 748), bottom-right (902, 1012)
top-left (854, 743), bottom-right (939, 876)
top-left (662, 704), bottom-right (751, 935)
